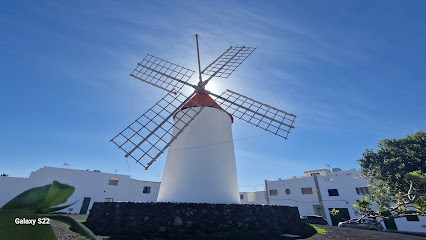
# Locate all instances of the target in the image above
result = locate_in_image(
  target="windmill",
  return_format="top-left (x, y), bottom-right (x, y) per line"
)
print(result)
top-left (111, 34), bottom-right (296, 204)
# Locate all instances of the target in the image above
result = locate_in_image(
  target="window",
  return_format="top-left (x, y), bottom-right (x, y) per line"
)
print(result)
top-left (406, 215), bottom-right (419, 221)
top-left (143, 186), bottom-right (151, 194)
top-left (105, 198), bottom-right (114, 202)
top-left (269, 189), bottom-right (278, 195)
top-left (356, 187), bottom-right (369, 195)
top-left (301, 187), bottom-right (313, 194)
top-left (328, 189), bottom-right (339, 196)
top-left (324, 177), bottom-right (333, 181)
top-left (240, 194), bottom-right (244, 200)
top-left (285, 189), bottom-right (291, 195)
top-left (108, 177), bottom-right (119, 186)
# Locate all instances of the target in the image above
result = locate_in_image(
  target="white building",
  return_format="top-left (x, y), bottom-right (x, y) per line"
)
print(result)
top-left (1, 166), bottom-right (425, 233)
top-left (0, 167), bottom-right (160, 214)
top-left (239, 191), bottom-right (268, 205)
top-left (263, 168), bottom-right (426, 233)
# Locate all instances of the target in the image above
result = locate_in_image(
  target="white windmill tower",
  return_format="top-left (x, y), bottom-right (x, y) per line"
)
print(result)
top-left (111, 34), bottom-right (296, 204)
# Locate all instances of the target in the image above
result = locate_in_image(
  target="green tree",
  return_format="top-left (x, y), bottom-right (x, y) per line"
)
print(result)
top-left (356, 131), bottom-right (426, 220)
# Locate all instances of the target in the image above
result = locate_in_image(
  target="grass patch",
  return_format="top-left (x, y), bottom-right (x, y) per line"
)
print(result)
top-left (288, 224), bottom-right (317, 238)
top-left (78, 219), bottom-right (86, 223)
top-left (309, 224), bottom-right (328, 235)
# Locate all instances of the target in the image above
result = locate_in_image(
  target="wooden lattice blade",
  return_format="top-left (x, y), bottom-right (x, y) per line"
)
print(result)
top-left (110, 91), bottom-right (205, 170)
top-left (201, 46), bottom-right (256, 79)
top-left (130, 54), bottom-right (197, 94)
top-left (210, 89), bottom-right (296, 139)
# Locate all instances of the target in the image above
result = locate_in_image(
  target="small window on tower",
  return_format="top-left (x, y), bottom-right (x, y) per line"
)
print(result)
top-left (105, 198), bottom-right (114, 202)
top-left (269, 189), bottom-right (278, 195)
top-left (108, 177), bottom-right (119, 186)
top-left (143, 186), bottom-right (151, 194)
top-left (240, 194), bottom-right (244, 200)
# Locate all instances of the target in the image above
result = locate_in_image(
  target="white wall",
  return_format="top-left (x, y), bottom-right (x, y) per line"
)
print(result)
top-left (318, 170), bottom-right (366, 224)
top-left (260, 169), bottom-right (426, 233)
top-left (267, 176), bottom-right (320, 217)
top-left (0, 167), bottom-right (160, 214)
top-left (0, 176), bottom-right (30, 207)
top-left (239, 191), bottom-right (267, 205)
top-left (394, 217), bottom-right (426, 232)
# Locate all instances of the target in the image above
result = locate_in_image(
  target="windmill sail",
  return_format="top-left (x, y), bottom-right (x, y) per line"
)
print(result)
top-left (130, 54), bottom-right (196, 94)
top-left (201, 46), bottom-right (256, 79)
top-left (110, 92), bottom-right (206, 170)
top-left (210, 89), bottom-right (296, 139)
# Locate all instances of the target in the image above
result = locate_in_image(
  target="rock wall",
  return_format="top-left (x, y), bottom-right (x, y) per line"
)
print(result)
top-left (85, 202), bottom-right (302, 237)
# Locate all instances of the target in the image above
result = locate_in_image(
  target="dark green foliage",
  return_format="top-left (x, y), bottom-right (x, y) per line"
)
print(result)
top-left (358, 131), bottom-right (426, 194)
top-left (357, 131), bottom-right (426, 213)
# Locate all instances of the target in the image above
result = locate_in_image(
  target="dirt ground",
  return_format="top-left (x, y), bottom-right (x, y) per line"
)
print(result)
top-left (51, 214), bottom-right (95, 240)
top-left (52, 214), bottom-right (426, 240)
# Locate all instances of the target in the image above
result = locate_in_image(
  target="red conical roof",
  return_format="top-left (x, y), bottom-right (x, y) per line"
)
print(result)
top-left (177, 93), bottom-right (233, 123)
top-left (182, 93), bottom-right (222, 109)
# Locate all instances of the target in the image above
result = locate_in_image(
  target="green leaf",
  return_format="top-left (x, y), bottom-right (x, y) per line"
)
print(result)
top-left (40, 201), bottom-right (77, 214)
top-left (39, 181), bottom-right (75, 211)
top-left (1, 184), bottom-right (51, 211)
top-left (329, 208), bottom-right (340, 216)
top-left (43, 214), bottom-right (98, 240)
top-left (1, 181), bottom-right (75, 213)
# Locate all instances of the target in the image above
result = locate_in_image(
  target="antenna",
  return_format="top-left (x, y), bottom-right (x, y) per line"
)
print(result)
top-left (111, 34), bottom-right (295, 170)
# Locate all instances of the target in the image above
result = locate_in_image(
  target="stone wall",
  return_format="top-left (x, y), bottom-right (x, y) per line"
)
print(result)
top-left (85, 202), bottom-right (302, 237)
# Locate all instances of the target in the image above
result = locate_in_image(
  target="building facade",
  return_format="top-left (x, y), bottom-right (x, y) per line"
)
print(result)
top-left (263, 168), bottom-right (426, 233)
top-left (239, 191), bottom-right (268, 205)
top-left (0, 167), bottom-right (160, 214)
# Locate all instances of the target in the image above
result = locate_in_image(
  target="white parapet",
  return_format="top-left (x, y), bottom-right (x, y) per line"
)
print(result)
top-left (157, 106), bottom-right (240, 204)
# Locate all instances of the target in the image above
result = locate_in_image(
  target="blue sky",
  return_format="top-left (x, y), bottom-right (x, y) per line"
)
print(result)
top-left (1, 1), bottom-right (425, 192)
